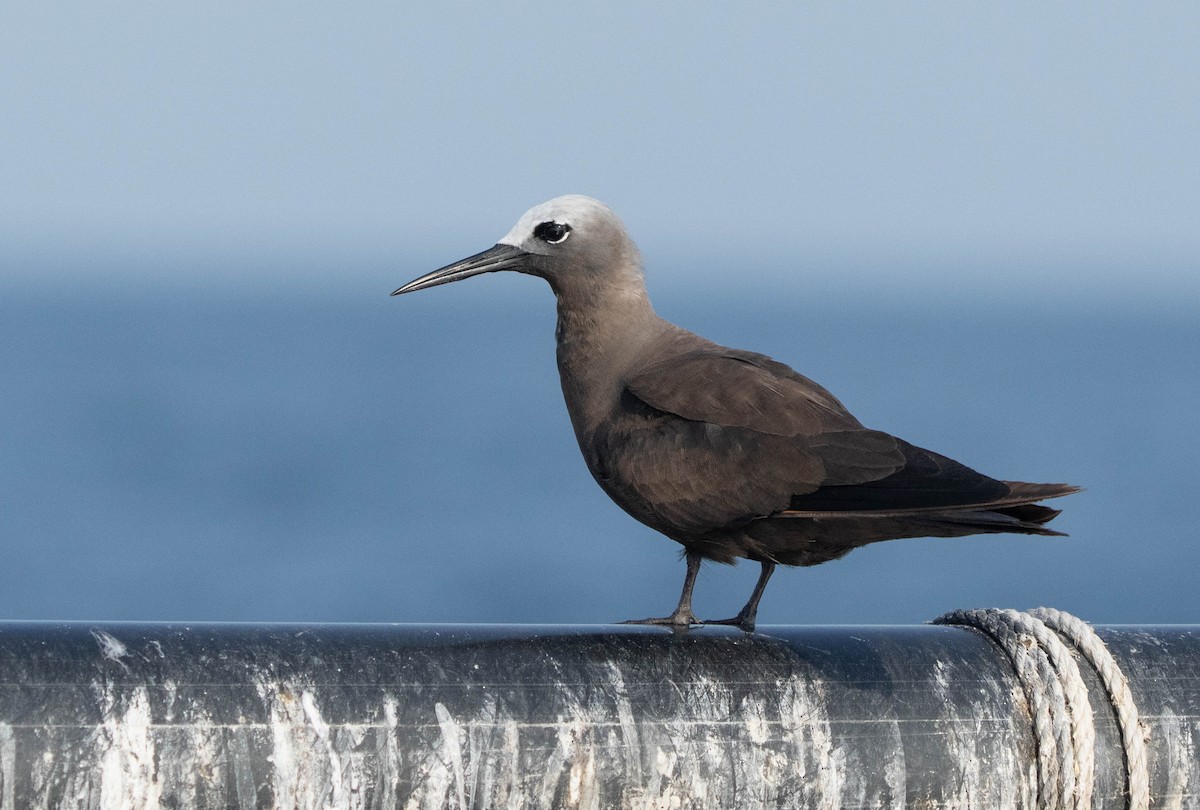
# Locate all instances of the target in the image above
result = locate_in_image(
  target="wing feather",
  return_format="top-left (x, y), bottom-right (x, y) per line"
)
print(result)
top-left (624, 349), bottom-right (863, 436)
top-left (594, 346), bottom-right (1027, 539)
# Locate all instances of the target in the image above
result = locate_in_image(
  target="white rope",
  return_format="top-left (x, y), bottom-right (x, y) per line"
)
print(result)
top-left (1029, 607), bottom-right (1150, 810)
top-left (933, 607), bottom-right (1149, 810)
top-left (935, 609), bottom-right (1092, 809)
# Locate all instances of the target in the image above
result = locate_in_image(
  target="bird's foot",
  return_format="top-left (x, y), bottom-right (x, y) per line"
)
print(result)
top-left (621, 612), bottom-right (700, 627)
top-left (701, 613), bottom-right (757, 633)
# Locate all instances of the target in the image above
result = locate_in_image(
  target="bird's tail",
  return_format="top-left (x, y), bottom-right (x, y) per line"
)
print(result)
top-left (985, 481), bottom-right (1081, 534)
top-left (742, 481), bottom-right (1081, 566)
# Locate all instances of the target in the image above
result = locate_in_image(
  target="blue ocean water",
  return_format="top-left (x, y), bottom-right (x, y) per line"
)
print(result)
top-left (1, 275), bottom-right (1196, 625)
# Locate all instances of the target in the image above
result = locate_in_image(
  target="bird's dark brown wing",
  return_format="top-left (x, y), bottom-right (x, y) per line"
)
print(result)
top-left (608, 348), bottom-right (1044, 537)
top-left (624, 349), bottom-right (864, 436)
top-left (787, 437), bottom-right (1011, 511)
top-left (591, 412), bottom-right (827, 535)
top-left (602, 350), bottom-right (907, 534)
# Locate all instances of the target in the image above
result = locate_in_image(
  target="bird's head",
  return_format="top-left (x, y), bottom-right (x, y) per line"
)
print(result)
top-left (393, 195), bottom-right (643, 300)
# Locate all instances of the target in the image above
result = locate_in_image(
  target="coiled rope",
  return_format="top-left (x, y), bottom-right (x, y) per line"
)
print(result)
top-left (933, 608), bottom-right (1149, 810)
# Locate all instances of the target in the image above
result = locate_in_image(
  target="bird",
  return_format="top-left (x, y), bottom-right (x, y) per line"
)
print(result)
top-left (393, 195), bottom-right (1078, 631)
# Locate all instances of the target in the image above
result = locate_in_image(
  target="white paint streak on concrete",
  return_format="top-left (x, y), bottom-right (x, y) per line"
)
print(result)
top-left (160, 679), bottom-right (177, 724)
top-left (338, 723), bottom-right (369, 810)
top-left (936, 656), bottom-right (1035, 809)
top-left (502, 720), bottom-right (522, 810)
top-left (782, 674), bottom-right (843, 808)
top-left (0, 723), bottom-right (15, 810)
top-left (940, 691), bottom-right (1004, 810)
top-left (227, 728), bottom-right (258, 808)
top-left (882, 738), bottom-right (906, 809)
top-left (304, 690), bottom-right (356, 810)
top-left (688, 675), bottom-right (732, 803)
top-left (738, 693), bottom-right (773, 809)
top-left (463, 696), bottom-right (501, 809)
top-left (634, 674), bottom-right (748, 807)
top-left (1156, 708), bottom-right (1194, 810)
top-left (97, 686), bottom-right (162, 810)
top-left (637, 746), bottom-right (671, 807)
top-left (434, 702), bottom-right (467, 810)
top-left (932, 658), bottom-right (982, 810)
top-left (259, 680), bottom-right (349, 810)
top-left (402, 736), bottom-right (451, 810)
top-left (28, 746), bottom-right (58, 810)
top-left (2, 677), bottom-right (1060, 808)
top-left (8, 652), bottom-right (1056, 808)
top-left (745, 710), bottom-right (769, 746)
top-left (535, 716), bottom-right (573, 808)
top-left (606, 661), bottom-right (643, 788)
top-left (143, 683), bottom-right (227, 810)
top-left (933, 658), bottom-right (951, 693)
top-left (565, 726), bottom-right (597, 810)
top-left (47, 675), bottom-right (920, 809)
top-left (373, 697), bottom-right (402, 810)
top-left (184, 708), bottom-right (225, 809)
top-left (262, 684), bottom-right (299, 808)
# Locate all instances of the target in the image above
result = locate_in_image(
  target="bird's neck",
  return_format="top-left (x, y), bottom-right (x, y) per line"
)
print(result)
top-left (552, 279), bottom-right (664, 437)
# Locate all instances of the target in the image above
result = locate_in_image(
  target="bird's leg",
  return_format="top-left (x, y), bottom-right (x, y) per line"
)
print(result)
top-left (622, 551), bottom-right (702, 627)
top-left (705, 561), bottom-right (776, 632)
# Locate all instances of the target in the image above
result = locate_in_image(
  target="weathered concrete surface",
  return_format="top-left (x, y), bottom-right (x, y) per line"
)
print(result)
top-left (0, 622), bottom-right (1196, 809)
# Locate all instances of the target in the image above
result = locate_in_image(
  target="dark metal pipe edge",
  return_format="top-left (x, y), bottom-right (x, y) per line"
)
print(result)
top-left (0, 622), bottom-right (1196, 808)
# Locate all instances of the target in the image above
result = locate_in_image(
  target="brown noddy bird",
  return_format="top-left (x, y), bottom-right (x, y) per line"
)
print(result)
top-left (394, 195), bottom-right (1078, 630)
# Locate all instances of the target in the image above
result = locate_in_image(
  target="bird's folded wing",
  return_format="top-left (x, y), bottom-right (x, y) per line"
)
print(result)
top-left (616, 350), bottom-right (1036, 532)
top-left (786, 438), bottom-right (1012, 512)
top-left (624, 349), bottom-right (864, 436)
top-left (610, 351), bottom-right (918, 532)
top-left (596, 417), bottom-right (909, 534)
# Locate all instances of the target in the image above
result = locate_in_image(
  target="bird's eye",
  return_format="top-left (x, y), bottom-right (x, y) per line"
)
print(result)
top-left (533, 221), bottom-right (571, 244)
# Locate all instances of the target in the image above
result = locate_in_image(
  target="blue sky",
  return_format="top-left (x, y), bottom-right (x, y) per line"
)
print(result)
top-left (3, 4), bottom-right (1198, 296)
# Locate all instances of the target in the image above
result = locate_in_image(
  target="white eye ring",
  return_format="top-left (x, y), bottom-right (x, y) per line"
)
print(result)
top-left (533, 221), bottom-right (572, 245)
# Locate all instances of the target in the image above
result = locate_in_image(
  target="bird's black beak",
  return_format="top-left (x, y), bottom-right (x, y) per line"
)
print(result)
top-left (392, 243), bottom-right (530, 296)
